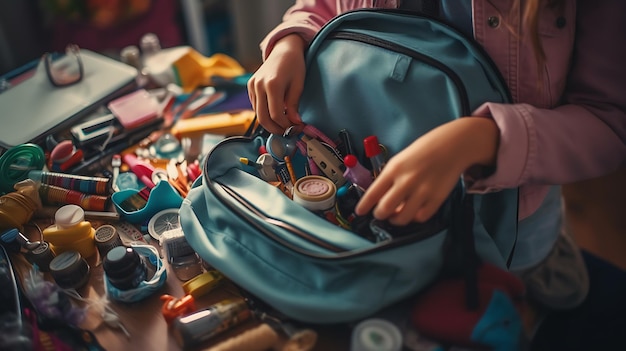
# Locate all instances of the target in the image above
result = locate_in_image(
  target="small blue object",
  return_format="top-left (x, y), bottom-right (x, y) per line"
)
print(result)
top-left (116, 172), bottom-right (140, 191)
top-left (1, 228), bottom-right (18, 243)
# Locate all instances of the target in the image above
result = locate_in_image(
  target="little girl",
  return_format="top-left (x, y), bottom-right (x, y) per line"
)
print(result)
top-left (247, 0), bottom-right (626, 312)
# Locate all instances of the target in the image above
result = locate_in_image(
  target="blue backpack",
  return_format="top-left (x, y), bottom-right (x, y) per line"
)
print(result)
top-left (180, 9), bottom-right (518, 324)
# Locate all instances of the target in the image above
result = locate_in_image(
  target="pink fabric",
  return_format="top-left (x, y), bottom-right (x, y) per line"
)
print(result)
top-left (259, 0), bottom-right (626, 220)
top-left (50, 0), bottom-right (182, 53)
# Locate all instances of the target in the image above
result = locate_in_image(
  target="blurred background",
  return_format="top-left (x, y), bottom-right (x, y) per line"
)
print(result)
top-left (0, 0), bottom-right (293, 76)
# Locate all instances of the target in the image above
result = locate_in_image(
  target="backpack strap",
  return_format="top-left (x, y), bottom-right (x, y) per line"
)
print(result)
top-left (398, 0), bottom-right (440, 17)
top-left (443, 180), bottom-right (480, 310)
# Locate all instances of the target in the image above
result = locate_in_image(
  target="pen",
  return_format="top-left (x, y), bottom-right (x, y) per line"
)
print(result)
top-left (284, 155), bottom-right (297, 184)
top-left (363, 135), bottom-right (386, 178)
top-left (338, 129), bottom-right (355, 157)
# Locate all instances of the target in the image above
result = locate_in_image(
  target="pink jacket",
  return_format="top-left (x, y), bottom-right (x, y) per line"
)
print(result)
top-left (260, 0), bottom-right (626, 220)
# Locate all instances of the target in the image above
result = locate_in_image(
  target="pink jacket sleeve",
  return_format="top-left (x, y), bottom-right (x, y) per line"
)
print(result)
top-left (260, 1), bottom-right (394, 60)
top-left (469, 0), bottom-right (626, 192)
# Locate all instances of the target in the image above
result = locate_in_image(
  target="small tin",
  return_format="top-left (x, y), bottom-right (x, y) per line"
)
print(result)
top-left (293, 175), bottom-right (337, 212)
top-left (49, 250), bottom-right (90, 290)
top-left (25, 241), bottom-right (56, 272)
top-left (94, 224), bottom-right (123, 258)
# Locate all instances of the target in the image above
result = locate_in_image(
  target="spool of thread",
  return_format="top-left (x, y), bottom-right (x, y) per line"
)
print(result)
top-left (94, 225), bottom-right (123, 258)
top-left (103, 246), bottom-right (147, 291)
top-left (292, 176), bottom-right (337, 212)
top-left (29, 170), bottom-right (111, 195)
top-left (39, 183), bottom-right (109, 211)
top-left (49, 250), bottom-right (91, 290)
top-left (350, 318), bottom-right (403, 351)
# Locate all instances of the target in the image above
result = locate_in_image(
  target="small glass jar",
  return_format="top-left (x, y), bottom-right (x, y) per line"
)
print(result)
top-left (103, 246), bottom-right (147, 290)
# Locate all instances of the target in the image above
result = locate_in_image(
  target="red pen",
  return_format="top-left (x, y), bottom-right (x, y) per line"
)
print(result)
top-left (363, 135), bottom-right (386, 178)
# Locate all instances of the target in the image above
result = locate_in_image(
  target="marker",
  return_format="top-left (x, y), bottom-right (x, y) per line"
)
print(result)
top-left (363, 135), bottom-right (386, 178)
top-left (239, 157), bottom-right (262, 169)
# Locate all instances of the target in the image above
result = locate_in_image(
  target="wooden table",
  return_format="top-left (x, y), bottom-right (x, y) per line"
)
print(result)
top-left (12, 218), bottom-right (350, 351)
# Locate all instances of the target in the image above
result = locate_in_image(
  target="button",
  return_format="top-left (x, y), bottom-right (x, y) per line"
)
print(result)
top-left (488, 16), bottom-right (500, 28)
top-left (556, 16), bottom-right (566, 28)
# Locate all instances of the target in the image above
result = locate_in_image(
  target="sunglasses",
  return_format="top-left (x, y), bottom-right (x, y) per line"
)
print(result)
top-left (42, 44), bottom-right (84, 87)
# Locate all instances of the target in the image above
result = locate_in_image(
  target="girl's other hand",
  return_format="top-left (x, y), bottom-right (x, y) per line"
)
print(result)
top-left (354, 117), bottom-right (500, 226)
top-left (248, 34), bottom-right (307, 135)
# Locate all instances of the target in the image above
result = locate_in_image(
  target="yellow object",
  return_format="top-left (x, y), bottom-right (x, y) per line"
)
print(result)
top-left (182, 270), bottom-right (224, 298)
top-left (171, 110), bottom-right (256, 139)
top-left (43, 205), bottom-right (96, 258)
top-left (172, 49), bottom-right (245, 92)
top-left (0, 180), bottom-right (41, 231)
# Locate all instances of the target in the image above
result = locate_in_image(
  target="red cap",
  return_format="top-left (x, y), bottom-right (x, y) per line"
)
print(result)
top-left (363, 135), bottom-right (382, 158)
top-left (343, 154), bottom-right (358, 168)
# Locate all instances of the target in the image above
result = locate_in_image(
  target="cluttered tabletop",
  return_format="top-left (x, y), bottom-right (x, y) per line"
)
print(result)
top-left (0, 39), bottom-right (352, 351)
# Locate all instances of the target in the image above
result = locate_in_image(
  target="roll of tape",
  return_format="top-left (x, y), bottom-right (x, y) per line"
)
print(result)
top-left (351, 318), bottom-right (403, 351)
top-left (292, 175), bottom-right (336, 212)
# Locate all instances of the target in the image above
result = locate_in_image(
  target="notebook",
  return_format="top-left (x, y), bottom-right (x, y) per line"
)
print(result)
top-left (0, 49), bottom-right (138, 149)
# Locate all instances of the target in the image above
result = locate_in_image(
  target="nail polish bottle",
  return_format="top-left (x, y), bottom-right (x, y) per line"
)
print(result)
top-left (343, 154), bottom-right (373, 190)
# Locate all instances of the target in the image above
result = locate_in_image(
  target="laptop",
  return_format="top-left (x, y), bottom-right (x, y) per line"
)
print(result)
top-left (0, 49), bottom-right (138, 150)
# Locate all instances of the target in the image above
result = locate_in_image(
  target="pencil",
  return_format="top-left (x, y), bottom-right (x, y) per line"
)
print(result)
top-left (284, 156), bottom-right (297, 185)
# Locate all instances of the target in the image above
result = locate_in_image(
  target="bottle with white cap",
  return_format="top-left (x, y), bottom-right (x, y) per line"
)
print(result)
top-left (43, 204), bottom-right (96, 258)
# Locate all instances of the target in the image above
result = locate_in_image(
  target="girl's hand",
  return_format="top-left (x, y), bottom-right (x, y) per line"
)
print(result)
top-left (354, 117), bottom-right (500, 225)
top-left (247, 34), bottom-right (307, 135)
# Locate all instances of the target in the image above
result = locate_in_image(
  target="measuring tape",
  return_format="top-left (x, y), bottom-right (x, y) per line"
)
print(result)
top-left (0, 143), bottom-right (45, 193)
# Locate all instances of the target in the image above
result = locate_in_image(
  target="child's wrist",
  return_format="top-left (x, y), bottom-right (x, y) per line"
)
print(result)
top-left (273, 33), bottom-right (306, 53)
top-left (459, 117), bottom-right (500, 168)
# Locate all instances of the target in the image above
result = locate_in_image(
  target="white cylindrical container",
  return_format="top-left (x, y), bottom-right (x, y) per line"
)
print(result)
top-left (351, 318), bottom-right (403, 351)
top-left (292, 176), bottom-right (337, 212)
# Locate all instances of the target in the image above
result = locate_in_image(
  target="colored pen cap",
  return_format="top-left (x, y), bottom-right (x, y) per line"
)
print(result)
top-left (55, 205), bottom-right (85, 229)
top-left (363, 135), bottom-right (382, 158)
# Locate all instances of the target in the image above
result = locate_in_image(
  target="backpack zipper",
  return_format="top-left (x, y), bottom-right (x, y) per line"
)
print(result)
top-left (205, 138), bottom-right (447, 259)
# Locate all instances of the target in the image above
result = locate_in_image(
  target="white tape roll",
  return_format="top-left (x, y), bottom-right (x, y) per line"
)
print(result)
top-left (292, 175), bottom-right (336, 212)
